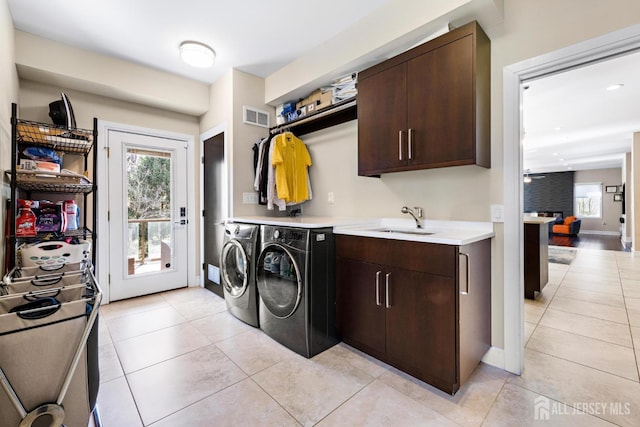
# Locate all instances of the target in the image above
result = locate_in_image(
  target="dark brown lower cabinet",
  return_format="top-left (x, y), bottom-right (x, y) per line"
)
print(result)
top-left (524, 221), bottom-right (549, 299)
top-left (336, 235), bottom-right (491, 395)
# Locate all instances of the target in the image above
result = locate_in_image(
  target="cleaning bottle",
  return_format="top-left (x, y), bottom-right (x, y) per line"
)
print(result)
top-left (65, 200), bottom-right (78, 231)
top-left (16, 200), bottom-right (37, 237)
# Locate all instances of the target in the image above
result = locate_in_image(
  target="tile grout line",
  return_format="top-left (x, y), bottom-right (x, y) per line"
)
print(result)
top-left (616, 253), bottom-right (640, 384)
top-left (525, 345), bottom-right (639, 383)
top-left (479, 379), bottom-right (510, 426)
top-left (502, 380), bottom-right (624, 427)
top-left (247, 376), bottom-right (304, 426)
top-left (534, 323), bottom-right (634, 351)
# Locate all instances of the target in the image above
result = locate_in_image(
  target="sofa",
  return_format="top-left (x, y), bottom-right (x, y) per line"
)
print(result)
top-left (552, 216), bottom-right (581, 235)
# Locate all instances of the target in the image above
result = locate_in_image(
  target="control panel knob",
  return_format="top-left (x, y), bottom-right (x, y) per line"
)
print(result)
top-left (274, 229), bottom-right (280, 239)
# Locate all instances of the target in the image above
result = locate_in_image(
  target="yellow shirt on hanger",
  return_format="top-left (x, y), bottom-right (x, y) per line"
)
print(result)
top-left (272, 132), bottom-right (312, 203)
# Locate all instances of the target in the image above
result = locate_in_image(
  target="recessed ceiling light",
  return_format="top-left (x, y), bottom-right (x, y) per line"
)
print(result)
top-left (553, 126), bottom-right (562, 131)
top-left (606, 83), bottom-right (624, 91)
top-left (552, 152), bottom-right (559, 156)
top-left (179, 41), bottom-right (216, 68)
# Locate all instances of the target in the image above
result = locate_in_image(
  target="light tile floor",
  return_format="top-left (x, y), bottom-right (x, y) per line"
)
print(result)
top-left (93, 248), bottom-right (640, 426)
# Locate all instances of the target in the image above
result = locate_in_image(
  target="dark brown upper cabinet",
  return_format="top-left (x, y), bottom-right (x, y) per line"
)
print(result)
top-left (358, 21), bottom-right (490, 177)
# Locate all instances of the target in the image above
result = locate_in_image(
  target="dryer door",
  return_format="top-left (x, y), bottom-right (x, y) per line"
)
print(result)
top-left (256, 243), bottom-right (302, 318)
top-left (220, 239), bottom-right (248, 298)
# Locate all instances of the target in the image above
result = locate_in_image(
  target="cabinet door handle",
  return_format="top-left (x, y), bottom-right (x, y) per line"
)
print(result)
top-left (408, 128), bottom-right (414, 160)
top-left (385, 273), bottom-right (391, 308)
top-left (460, 252), bottom-right (470, 295)
top-left (375, 271), bottom-right (382, 306)
top-left (398, 131), bottom-right (404, 161)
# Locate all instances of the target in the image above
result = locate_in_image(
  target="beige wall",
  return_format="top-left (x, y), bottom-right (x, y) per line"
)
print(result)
top-left (15, 31), bottom-right (209, 116)
top-left (574, 168), bottom-right (624, 234)
top-left (200, 70), bottom-right (233, 133)
top-left (199, 69), bottom-right (276, 218)
top-left (0, 0), bottom-right (19, 272)
top-left (19, 81), bottom-right (199, 134)
top-left (18, 81), bottom-right (201, 273)
top-left (5, 0), bottom-right (640, 351)
top-left (230, 70), bottom-right (275, 217)
top-left (264, 0), bottom-right (640, 349)
top-left (488, 0), bottom-right (639, 346)
top-left (302, 121), bottom-right (492, 219)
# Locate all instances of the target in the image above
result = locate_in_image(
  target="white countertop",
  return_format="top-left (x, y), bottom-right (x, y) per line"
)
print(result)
top-left (523, 216), bottom-right (556, 224)
top-left (230, 216), bottom-right (494, 245)
top-left (333, 218), bottom-right (495, 245)
top-left (229, 216), bottom-right (376, 229)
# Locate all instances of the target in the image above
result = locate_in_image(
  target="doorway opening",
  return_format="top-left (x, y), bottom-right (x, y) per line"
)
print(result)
top-left (202, 131), bottom-right (227, 298)
top-left (97, 122), bottom-right (196, 304)
top-left (503, 24), bottom-right (640, 375)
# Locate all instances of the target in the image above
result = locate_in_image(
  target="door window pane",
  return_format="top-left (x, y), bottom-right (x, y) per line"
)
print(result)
top-left (574, 182), bottom-right (602, 218)
top-left (126, 148), bottom-right (173, 275)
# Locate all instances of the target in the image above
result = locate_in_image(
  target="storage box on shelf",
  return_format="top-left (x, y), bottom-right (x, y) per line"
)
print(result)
top-left (275, 72), bottom-right (358, 128)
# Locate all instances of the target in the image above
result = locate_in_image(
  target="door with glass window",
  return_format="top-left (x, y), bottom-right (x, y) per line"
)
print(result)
top-left (108, 130), bottom-right (188, 301)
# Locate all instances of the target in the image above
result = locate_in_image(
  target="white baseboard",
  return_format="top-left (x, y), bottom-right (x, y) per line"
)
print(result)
top-left (481, 346), bottom-right (505, 370)
top-left (579, 230), bottom-right (620, 236)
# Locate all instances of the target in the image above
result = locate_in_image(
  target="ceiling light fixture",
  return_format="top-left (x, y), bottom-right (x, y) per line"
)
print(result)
top-left (606, 83), bottom-right (624, 91)
top-left (179, 41), bottom-right (215, 68)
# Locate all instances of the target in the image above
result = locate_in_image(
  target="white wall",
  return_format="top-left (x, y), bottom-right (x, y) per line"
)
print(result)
top-left (574, 168), bottom-right (623, 234)
top-left (634, 132), bottom-right (640, 251)
top-left (0, 0), bottom-right (19, 271)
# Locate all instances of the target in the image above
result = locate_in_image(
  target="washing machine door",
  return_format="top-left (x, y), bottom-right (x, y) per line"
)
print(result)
top-left (220, 239), bottom-right (248, 298)
top-left (256, 243), bottom-right (302, 319)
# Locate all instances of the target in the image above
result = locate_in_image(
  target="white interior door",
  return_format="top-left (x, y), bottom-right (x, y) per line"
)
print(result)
top-left (107, 130), bottom-right (188, 301)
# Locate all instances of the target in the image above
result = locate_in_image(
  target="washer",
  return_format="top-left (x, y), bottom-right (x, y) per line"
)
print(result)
top-left (220, 222), bottom-right (260, 327)
top-left (256, 225), bottom-right (339, 358)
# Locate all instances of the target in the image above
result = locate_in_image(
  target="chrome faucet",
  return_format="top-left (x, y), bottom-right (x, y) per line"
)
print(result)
top-left (401, 206), bottom-right (423, 229)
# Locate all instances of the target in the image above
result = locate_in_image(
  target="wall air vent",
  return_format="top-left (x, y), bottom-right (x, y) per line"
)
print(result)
top-left (243, 106), bottom-right (270, 128)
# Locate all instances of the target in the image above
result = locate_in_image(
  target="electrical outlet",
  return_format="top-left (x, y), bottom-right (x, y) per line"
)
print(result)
top-left (328, 192), bottom-right (335, 204)
top-left (491, 204), bottom-right (504, 223)
top-left (242, 192), bottom-right (258, 204)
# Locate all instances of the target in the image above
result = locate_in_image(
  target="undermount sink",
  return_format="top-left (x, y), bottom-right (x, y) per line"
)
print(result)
top-left (374, 228), bottom-right (435, 236)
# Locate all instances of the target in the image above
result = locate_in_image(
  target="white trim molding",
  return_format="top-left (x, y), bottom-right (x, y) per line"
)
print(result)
top-left (502, 23), bottom-right (640, 376)
top-left (97, 120), bottom-right (197, 303)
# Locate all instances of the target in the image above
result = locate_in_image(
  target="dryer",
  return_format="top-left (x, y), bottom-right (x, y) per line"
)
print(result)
top-left (256, 225), bottom-right (339, 358)
top-left (220, 222), bottom-right (260, 327)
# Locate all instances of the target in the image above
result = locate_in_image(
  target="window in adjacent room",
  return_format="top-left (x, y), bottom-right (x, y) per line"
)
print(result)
top-left (574, 182), bottom-right (602, 218)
